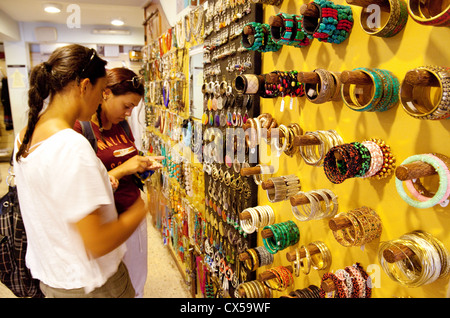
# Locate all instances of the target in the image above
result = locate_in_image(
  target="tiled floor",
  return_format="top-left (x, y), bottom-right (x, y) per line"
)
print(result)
top-left (0, 161), bottom-right (191, 298)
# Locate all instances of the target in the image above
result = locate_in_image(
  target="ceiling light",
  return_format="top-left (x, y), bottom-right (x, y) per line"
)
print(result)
top-left (43, 3), bottom-right (62, 14)
top-left (111, 19), bottom-right (125, 26)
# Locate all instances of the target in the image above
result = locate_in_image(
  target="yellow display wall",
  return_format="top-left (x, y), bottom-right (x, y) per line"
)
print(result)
top-left (255, 1), bottom-right (450, 298)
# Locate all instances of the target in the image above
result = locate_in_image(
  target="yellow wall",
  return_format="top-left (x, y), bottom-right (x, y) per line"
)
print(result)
top-left (256, 1), bottom-right (450, 298)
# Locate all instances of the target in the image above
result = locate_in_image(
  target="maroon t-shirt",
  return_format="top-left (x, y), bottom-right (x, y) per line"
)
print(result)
top-left (74, 120), bottom-right (140, 214)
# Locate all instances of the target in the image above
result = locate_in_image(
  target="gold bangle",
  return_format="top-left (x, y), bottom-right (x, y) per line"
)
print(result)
top-left (400, 66), bottom-right (450, 120)
top-left (360, 0), bottom-right (408, 38)
top-left (407, 0), bottom-right (450, 26)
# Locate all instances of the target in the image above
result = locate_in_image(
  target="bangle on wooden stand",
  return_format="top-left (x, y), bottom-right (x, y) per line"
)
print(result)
top-left (407, 0), bottom-right (450, 26)
top-left (264, 174), bottom-right (301, 203)
top-left (299, 130), bottom-right (344, 166)
top-left (320, 262), bottom-right (371, 298)
top-left (329, 206), bottom-right (382, 247)
top-left (400, 66), bottom-right (450, 120)
top-left (260, 266), bottom-right (294, 291)
top-left (378, 230), bottom-right (450, 287)
top-left (356, 0), bottom-right (408, 38)
top-left (395, 153), bottom-right (450, 209)
top-left (341, 68), bottom-right (400, 112)
top-left (290, 188), bottom-right (338, 221)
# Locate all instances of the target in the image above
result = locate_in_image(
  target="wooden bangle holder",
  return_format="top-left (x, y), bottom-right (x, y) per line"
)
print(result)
top-left (395, 161), bottom-right (438, 181)
top-left (268, 15), bottom-right (284, 28)
top-left (340, 70), bottom-right (373, 85)
top-left (300, 3), bottom-right (320, 19)
top-left (345, 0), bottom-right (391, 13)
top-left (328, 215), bottom-right (353, 231)
top-left (240, 166), bottom-right (262, 176)
top-left (293, 134), bottom-right (322, 147)
top-left (290, 191), bottom-right (326, 207)
top-left (258, 265), bottom-right (293, 281)
top-left (285, 244), bottom-right (321, 262)
top-left (404, 69), bottom-right (440, 87)
top-left (297, 71), bottom-right (320, 84)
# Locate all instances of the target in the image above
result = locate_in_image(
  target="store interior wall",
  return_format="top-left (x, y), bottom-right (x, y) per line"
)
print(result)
top-left (257, 0), bottom-right (450, 298)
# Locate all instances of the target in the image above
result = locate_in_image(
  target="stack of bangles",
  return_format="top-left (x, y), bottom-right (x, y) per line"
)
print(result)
top-left (342, 67), bottom-right (400, 112)
top-left (320, 263), bottom-right (372, 298)
top-left (245, 113), bottom-right (278, 149)
top-left (270, 13), bottom-right (311, 48)
top-left (305, 69), bottom-right (342, 103)
top-left (252, 164), bottom-right (275, 186)
top-left (264, 70), bottom-right (305, 99)
top-left (243, 246), bottom-right (274, 272)
top-left (302, 0), bottom-right (353, 44)
top-left (293, 241), bottom-right (331, 277)
top-left (378, 230), bottom-right (450, 287)
top-left (263, 220), bottom-right (300, 254)
top-left (299, 129), bottom-right (344, 166)
top-left (262, 266), bottom-right (294, 291)
top-left (291, 189), bottom-right (338, 221)
top-left (400, 65), bottom-right (450, 120)
top-left (241, 22), bottom-right (282, 53)
top-left (272, 123), bottom-right (304, 157)
top-left (265, 174), bottom-right (301, 203)
top-left (360, 0), bottom-right (408, 38)
top-left (407, 0), bottom-right (450, 26)
top-left (323, 139), bottom-right (396, 184)
top-left (237, 280), bottom-right (272, 298)
top-left (331, 206), bottom-right (382, 247)
top-left (395, 153), bottom-right (450, 209)
top-left (240, 205), bottom-right (275, 234)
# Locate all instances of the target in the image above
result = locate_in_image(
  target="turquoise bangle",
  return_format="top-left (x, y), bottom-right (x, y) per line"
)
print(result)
top-left (395, 154), bottom-right (450, 209)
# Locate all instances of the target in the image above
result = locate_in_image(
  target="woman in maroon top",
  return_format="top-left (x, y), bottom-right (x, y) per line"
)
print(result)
top-left (74, 67), bottom-right (162, 297)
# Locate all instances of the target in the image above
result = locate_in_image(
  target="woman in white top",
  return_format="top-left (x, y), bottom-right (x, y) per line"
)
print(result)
top-left (13, 44), bottom-right (151, 297)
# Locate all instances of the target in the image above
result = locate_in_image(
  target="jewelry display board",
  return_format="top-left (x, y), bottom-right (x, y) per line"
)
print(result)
top-left (144, 0), bottom-right (450, 298)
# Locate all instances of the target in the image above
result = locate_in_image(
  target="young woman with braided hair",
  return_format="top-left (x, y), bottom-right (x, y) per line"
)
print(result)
top-left (74, 67), bottom-right (163, 297)
top-left (13, 44), bottom-right (146, 298)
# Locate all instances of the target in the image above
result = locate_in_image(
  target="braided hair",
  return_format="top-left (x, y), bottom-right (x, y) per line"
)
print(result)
top-left (16, 44), bottom-right (107, 162)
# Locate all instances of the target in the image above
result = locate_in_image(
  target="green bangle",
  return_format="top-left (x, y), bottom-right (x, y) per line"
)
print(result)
top-left (395, 154), bottom-right (449, 209)
top-left (271, 13), bottom-right (296, 45)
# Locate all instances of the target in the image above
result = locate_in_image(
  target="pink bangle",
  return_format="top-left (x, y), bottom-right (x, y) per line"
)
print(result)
top-left (361, 141), bottom-right (384, 178)
top-left (405, 154), bottom-right (450, 204)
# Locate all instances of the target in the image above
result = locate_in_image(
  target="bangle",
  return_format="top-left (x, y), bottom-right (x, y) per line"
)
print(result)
top-left (320, 272), bottom-right (347, 298)
top-left (303, 0), bottom-right (354, 44)
top-left (305, 69), bottom-right (336, 104)
top-left (360, 0), bottom-right (408, 38)
top-left (308, 241), bottom-right (332, 271)
top-left (271, 13), bottom-right (296, 45)
top-left (300, 245), bottom-right (312, 274)
top-left (407, 0), bottom-right (450, 26)
top-left (400, 65), bottom-right (450, 120)
top-left (396, 153), bottom-right (450, 208)
top-left (361, 140), bottom-right (384, 178)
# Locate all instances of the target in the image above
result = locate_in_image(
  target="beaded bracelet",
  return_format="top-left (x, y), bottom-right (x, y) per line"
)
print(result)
top-left (323, 143), bottom-right (362, 184)
top-left (396, 154), bottom-right (450, 209)
top-left (319, 272), bottom-right (347, 298)
top-left (271, 12), bottom-right (297, 45)
top-left (302, 0), bottom-right (354, 44)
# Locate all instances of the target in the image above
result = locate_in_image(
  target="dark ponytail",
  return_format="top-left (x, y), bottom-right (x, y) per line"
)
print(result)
top-left (16, 44), bottom-right (107, 162)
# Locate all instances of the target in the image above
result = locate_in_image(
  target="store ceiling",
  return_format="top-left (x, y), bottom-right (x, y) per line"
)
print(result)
top-left (0, 0), bottom-right (157, 28)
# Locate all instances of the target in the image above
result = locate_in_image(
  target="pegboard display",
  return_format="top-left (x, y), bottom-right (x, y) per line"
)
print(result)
top-left (250, 0), bottom-right (450, 298)
top-left (143, 0), bottom-right (450, 299)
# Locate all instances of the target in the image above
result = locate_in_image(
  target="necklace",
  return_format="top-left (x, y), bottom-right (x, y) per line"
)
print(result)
top-left (175, 19), bottom-right (185, 49)
top-left (162, 80), bottom-right (170, 108)
top-left (184, 13), bottom-right (192, 44)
